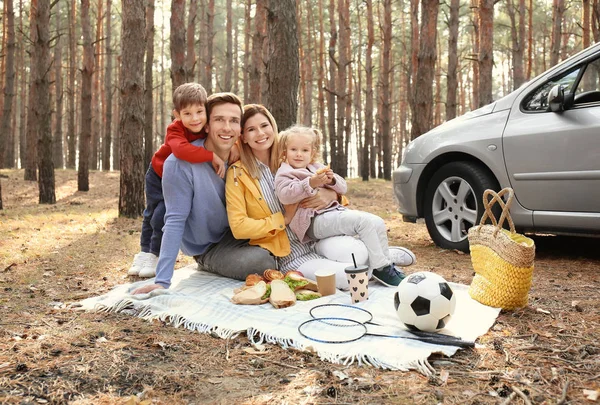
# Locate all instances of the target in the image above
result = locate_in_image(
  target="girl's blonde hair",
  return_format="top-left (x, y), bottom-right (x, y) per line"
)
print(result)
top-left (278, 125), bottom-right (323, 165)
top-left (239, 104), bottom-right (280, 178)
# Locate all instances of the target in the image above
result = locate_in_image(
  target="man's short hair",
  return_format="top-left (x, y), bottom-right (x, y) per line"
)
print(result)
top-left (206, 92), bottom-right (243, 120)
top-left (172, 83), bottom-right (208, 112)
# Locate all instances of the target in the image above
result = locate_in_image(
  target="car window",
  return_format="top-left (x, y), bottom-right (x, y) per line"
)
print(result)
top-left (573, 58), bottom-right (600, 105)
top-left (522, 68), bottom-right (582, 111)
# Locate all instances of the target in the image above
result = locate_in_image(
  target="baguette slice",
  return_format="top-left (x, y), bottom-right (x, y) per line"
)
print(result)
top-left (269, 279), bottom-right (296, 309)
top-left (231, 281), bottom-right (268, 305)
top-left (316, 165), bottom-right (330, 174)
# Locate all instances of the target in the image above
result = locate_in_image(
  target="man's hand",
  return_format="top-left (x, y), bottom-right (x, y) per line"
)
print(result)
top-left (212, 153), bottom-right (226, 178)
top-left (228, 143), bottom-right (241, 164)
top-left (132, 284), bottom-right (165, 295)
top-left (283, 203), bottom-right (299, 225)
top-left (300, 187), bottom-right (337, 210)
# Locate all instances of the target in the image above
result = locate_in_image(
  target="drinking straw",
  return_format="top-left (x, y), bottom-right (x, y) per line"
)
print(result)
top-left (351, 253), bottom-right (357, 268)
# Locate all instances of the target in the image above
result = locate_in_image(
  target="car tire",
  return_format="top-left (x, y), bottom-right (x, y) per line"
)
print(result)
top-left (423, 161), bottom-right (498, 252)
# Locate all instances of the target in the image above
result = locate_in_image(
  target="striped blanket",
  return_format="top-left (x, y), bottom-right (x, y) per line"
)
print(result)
top-left (78, 264), bottom-right (500, 374)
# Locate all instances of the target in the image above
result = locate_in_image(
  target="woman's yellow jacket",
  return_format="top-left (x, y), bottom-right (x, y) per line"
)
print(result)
top-left (225, 161), bottom-right (291, 257)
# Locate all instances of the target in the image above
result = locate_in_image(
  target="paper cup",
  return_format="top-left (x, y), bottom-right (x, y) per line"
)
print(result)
top-left (315, 269), bottom-right (337, 296)
top-left (345, 265), bottom-right (369, 303)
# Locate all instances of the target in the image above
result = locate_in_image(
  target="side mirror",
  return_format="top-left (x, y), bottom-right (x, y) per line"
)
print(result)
top-left (547, 84), bottom-right (565, 112)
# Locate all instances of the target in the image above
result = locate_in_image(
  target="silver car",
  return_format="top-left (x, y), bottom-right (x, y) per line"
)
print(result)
top-left (393, 42), bottom-right (600, 252)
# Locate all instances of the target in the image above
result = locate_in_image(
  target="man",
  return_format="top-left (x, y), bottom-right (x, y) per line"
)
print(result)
top-left (133, 93), bottom-right (275, 294)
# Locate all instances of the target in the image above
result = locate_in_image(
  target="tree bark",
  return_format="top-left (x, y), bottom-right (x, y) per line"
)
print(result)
top-left (91, 0), bottom-right (103, 171)
top-left (410, 0), bottom-right (438, 140)
top-left (362, 0), bottom-right (374, 181)
top-left (317, 0), bottom-right (327, 161)
top-left (25, 0), bottom-right (39, 181)
top-left (186, 0), bottom-right (197, 81)
top-left (250, 0), bottom-right (267, 103)
top-left (103, 0), bottom-right (113, 171)
top-left (264, 0), bottom-right (299, 132)
top-left (170, 0), bottom-right (186, 90)
top-left (119, 0), bottom-right (146, 218)
top-left (478, 0), bottom-right (494, 107)
top-left (66, 0), bottom-right (77, 169)
top-left (32, 0), bottom-right (55, 203)
top-left (144, 0), bottom-right (155, 170)
top-left (224, 0), bottom-right (233, 91)
top-left (0, 0), bottom-right (16, 168)
top-left (243, 0), bottom-right (251, 102)
top-left (78, 0), bottom-right (94, 191)
top-left (550, 0), bottom-right (565, 66)
top-left (446, 0), bottom-right (459, 121)
top-left (327, 0), bottom-right (337, 169)
top-left (336, 0), bottom-right (350, 178)
top-left (380, 0), bottom-right (392, 179)
top-left (204, 0), bottom-right (215, 93)
top-left (53, 5), bottom-right (64, 169)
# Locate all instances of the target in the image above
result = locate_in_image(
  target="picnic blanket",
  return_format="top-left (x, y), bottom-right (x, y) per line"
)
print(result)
top-left (77, 264), bottom-right (500, 375)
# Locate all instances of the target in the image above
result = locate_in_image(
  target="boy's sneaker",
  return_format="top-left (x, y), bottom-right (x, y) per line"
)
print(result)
top-left (372, 264), bottom-right (406, 287)
top-left (138, 254), bottom-right (159, 278)
top-left (128, 252), bottom-right (154, 276)
top-left (389, 246), bottom-right (416, 267)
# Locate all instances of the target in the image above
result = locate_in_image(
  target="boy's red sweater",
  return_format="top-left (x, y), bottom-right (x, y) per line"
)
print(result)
top-left (151, 119), bottom-right (213, 178)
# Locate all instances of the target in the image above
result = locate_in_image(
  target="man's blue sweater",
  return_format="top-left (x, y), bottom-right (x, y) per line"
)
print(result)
top-left (155, 138), bottom-right (229, 288)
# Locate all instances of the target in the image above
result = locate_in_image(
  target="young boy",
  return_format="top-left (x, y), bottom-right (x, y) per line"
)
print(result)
top-left (128, 83), bottom-right (238, 277)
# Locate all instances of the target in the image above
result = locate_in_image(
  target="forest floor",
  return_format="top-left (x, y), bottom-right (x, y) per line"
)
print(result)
top-left (0, 169), bottom-right (598, 405)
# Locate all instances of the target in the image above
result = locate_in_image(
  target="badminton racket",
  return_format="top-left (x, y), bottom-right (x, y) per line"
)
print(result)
top-left (304, 304), bottom-right (474, 347)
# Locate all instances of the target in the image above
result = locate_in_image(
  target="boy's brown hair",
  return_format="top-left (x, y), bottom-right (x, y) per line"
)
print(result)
top-left (206, 92), bottom-right (243, 121)
top-left (172, 83), bottom-right (208, 112)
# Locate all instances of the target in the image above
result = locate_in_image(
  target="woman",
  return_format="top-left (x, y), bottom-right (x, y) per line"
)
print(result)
top-left (226, 104), bottom-right (384, 290)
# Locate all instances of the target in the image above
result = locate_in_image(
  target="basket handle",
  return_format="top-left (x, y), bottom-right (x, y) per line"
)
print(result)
top-left (478, 188), bottom-right (516, 236)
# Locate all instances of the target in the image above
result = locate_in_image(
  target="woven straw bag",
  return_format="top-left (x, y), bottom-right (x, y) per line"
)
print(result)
top-left (468, 188), bottom-right (535, 310)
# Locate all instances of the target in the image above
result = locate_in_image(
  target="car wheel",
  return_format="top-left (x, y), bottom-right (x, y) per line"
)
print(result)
top-left (423, 161), bottom-right (498, 252)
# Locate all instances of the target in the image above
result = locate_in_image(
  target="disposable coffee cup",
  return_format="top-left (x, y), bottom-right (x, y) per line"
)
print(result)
top-left (315, 269), bottom-right (337, 296)
top-left (344, 264), bottom-right (369, 303)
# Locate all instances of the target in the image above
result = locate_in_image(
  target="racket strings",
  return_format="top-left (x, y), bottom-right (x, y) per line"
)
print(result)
top-left (298, 317), bottom-right (367, 344)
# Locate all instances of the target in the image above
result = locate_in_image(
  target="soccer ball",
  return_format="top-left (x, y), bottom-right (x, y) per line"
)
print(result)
top-left (394, 271), bottom-right (457, 332)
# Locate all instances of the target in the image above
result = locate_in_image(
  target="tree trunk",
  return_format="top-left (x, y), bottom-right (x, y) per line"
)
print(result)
top-left (91, 0), bottom-right (103, 171)
top-left (527, 0), bottom-right (533, 80)
top-left (224, 0), bottom-right (233, 91)
top-left (67, 0), bottom-right (77, 169)
top-left (243, 0), bottom-right (251, 102)
top-left (204, 0), bottom-right (215, 93)
top-left (53, 5), bottom-right (64, 169)
top-left (410, 0), bottom-right (438, 140)
top-left (264, 0), bottom-right (299, 132)
top-left (550, 0), bottom-right (565, 66)
top-left (362, 0), bottom-right (374, 181)
top-left (25, 0), bottom-right (39, 181)
top-left (470, 0), bottom-right (479, 109)
top-left (446, 0), bottom-right (459, 121)
top-left (250, 0), bottom-right (267, 103)
top-left (32, 0), bottom-right (55, 203)
top-left (144, 0), bottom-right (155, 170)
top-left (584, 0), bottom-right (591, 51)
top-left (0, 0), bottom-right (16, 169)
top-left (119, 0), bottom-right (146, 218)
top-left (327, 0), bottom-right (337, 168)
top-left (103, 0), bottom-right (113, 171)
top-left (170, 0), bottom-right (186, 90)
top-left (507, 0), bottom-right (525, 90)
top-left (113, 55), bottom-right (121, 171)
top-left (478, 0), bottom-right (494, 107)
top-left (18, 0), bottom-right (26, 169)
top-left (593, 0), bottom-right (600, 43)
top-left (408, 0), bottom-right (419, 128)
top-left (78, 0), bottom-right (94, 191)
top-left (317, 0), bottom-right (327, 161)
top-left (186, 0), bottom-right (197, 81)
top-left (336, 0), bottom-right (350, 178)
top-left (380, 0), bottom-right (392, 179)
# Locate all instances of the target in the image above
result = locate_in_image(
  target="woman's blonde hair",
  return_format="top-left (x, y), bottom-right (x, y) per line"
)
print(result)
top-left (278, 125), bottom-right (322, 165)
top-left (239, 104), bottom-right (280, 178)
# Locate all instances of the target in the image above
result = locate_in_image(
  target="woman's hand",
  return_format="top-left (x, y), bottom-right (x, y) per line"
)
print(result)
top-left (132, 284), bottom-right (165, 295)
top-left (283, 203), bottom-right (299, 225)
top-left (300, 188), bottom-right (337, 210)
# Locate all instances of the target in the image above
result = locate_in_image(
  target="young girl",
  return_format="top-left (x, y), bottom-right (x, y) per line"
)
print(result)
top-left (274, 125), bottom-right (414, 287)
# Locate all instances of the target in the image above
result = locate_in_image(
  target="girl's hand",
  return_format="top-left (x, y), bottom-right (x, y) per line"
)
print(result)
top-left (309, 172), bottom-right (329, 189)
top-left (325, 169), bottom-right (335, 184)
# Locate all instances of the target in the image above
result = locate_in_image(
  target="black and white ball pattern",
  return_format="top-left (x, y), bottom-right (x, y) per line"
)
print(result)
top-left (394, 271), bottom-right (456, 332)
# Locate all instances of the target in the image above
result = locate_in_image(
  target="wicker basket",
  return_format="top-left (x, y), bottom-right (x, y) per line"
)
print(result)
top-left (468, 188), bottom-right (535, 310)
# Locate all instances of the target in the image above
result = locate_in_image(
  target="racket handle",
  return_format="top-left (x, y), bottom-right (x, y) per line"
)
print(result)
top-left (414, 335), bottom-right (475, 348)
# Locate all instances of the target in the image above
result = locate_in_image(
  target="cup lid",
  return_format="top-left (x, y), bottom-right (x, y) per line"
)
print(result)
top-left (344, 265), bottom-right (368, 274)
